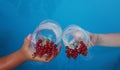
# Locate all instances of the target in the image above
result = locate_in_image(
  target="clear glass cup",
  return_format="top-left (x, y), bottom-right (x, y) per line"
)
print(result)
top-left (31, 19), bottom-right (62, 52)
top-left (62, 25), bottom-right (91, 49)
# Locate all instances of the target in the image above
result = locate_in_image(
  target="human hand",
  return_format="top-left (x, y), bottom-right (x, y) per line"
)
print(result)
top-left (20, 34), bottom-right (62, 62)
top-left (87, 32), bottom-right (98, 46)
top-left (71, 30), bottom-right (97, 47)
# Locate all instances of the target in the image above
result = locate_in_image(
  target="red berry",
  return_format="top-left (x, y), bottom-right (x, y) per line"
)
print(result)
top-left (46, 40), bottom-right (49, 44)
top-left (67, 53), bottom-right (71, 58)
top-left (77, 50), bottom-right (82, 54)
top-left (54, 52), bottom-right (58, 57)
top-left (80, 41), bottom-right (86, 47)
top-left (43, 49), bottom-right (47, 53)
top-left (75, 46), bottom-right (78, 49)
top-left (66, 46), bottom-right (69, 49)
top-left (47, 52), bottom-right (52, 58)
top-left (81, 46), bottom-right (87, 51)
top-left (50, 41), bottom-right (54, 46)
top-left (81, 51), bottom-right (88, 56)
top-left (41, 46), bottom-right (44, 50)
top-left (72, 54), bottom-right (77, 59)
top-left (34, 52), bottom-right (37, 57)
top-left (66, 49), bottom-right (70, 53)
top-left (79, 41), bottom-right (84, 44)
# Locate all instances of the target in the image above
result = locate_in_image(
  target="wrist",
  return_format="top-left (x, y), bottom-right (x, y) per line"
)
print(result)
top-left (93, 34), bottom-right (99, 46)
top-left (18, 49), bottom-right (29, 61)
top-left (89, 33), bottom-right (98, 46)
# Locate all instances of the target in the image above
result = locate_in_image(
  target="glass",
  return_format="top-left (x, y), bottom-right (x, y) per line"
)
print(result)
top-left (63, 25), bottom-right (91, 49)
top-left (31, 19), bottom-right (62, 52)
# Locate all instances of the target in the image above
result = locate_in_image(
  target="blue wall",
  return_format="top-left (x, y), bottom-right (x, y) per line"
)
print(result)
top-left (0, 0), bottom-right (120, 70)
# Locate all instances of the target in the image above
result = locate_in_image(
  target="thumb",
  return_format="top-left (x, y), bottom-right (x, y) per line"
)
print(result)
top-left (87, 32), bottom-right (97, 46)
top-left (55, 43), bottom-right (62, 57)
top-left (24, 34), bottom-right (32, 46)
top-left (57, 43), bottom-right (62, 52)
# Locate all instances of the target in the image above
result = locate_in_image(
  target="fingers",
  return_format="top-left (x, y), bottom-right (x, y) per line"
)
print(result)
top-left (89, 33), bottom-right (97, 46)
top-left (90, 41), bottom-right (94, 46)
top-left (56, 44), bottom-right (62, 54)
top-left (24, 34), bottom-right (32, 46)
top-left (45, 55), bottom-right (54, 62)
top-left (27, 34), bottom-right (32, 41)
top-left (25, 34), bottom-right (62, 62)
top-left (35, 54), bottom-right (54, 62)
top-left (35, 56), bottom-right (47, 62)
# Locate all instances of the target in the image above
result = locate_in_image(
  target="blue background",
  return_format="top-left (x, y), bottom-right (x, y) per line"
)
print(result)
top-left (0, 0), bottom-right (120, 70)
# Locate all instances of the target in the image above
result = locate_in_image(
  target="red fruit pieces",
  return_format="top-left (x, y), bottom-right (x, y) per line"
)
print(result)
top-left (79, 41), bottom-right (88, 56)
top-left (81, 51), bottom-right (88, 56)
top-left (65, 46), bottom-right (78, 59)
top-left (67, 54), bottom-right (71, 58)
top-left (65, 41), bottom-right (88, 59)
top-left (32, 39), bottom-right (58, 59)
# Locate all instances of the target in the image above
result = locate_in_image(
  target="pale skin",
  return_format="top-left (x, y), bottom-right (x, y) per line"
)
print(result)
top-left (73, 32), bottom-right (120, 47)
top-left (0, 34), bottom-right (62, 70)
top-left (90, 33), bottom-right (120, 47)
top-left (0, 33), bottom-right (120, 70)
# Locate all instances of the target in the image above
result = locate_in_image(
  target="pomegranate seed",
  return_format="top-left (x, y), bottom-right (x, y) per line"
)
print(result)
top-left (54, 51), bottom-right (58, 57)
top-left (33, 38), bottom-right (59, 59)
top-left (81, 51), bottom-right (87, 56)
top-left (66, 49), bottom-right (70, 53)
top-left (65, 41), bottom-right (88, 59)
top-left (67, 53), bottom-right (71, 58)
top-left (66, 46), bottom-right (69, 49)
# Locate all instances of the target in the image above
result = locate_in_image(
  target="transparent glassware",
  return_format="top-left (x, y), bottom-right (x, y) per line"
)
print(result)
top-left (62, 25), bottom-right (91, 49)
top-left (30, 20), bottom-right (62, 52)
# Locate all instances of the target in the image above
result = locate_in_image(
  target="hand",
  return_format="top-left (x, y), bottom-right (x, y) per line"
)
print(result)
top-left (20, 34), bottom-right (62, 62)
top-left (87, 32), bottom-right (98, 46)
top-left (72, 31), bottom-right (97, 47)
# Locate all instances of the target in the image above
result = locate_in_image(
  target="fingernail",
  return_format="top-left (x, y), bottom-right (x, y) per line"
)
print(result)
top-left (27, 34), bottom-right (32, 40)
